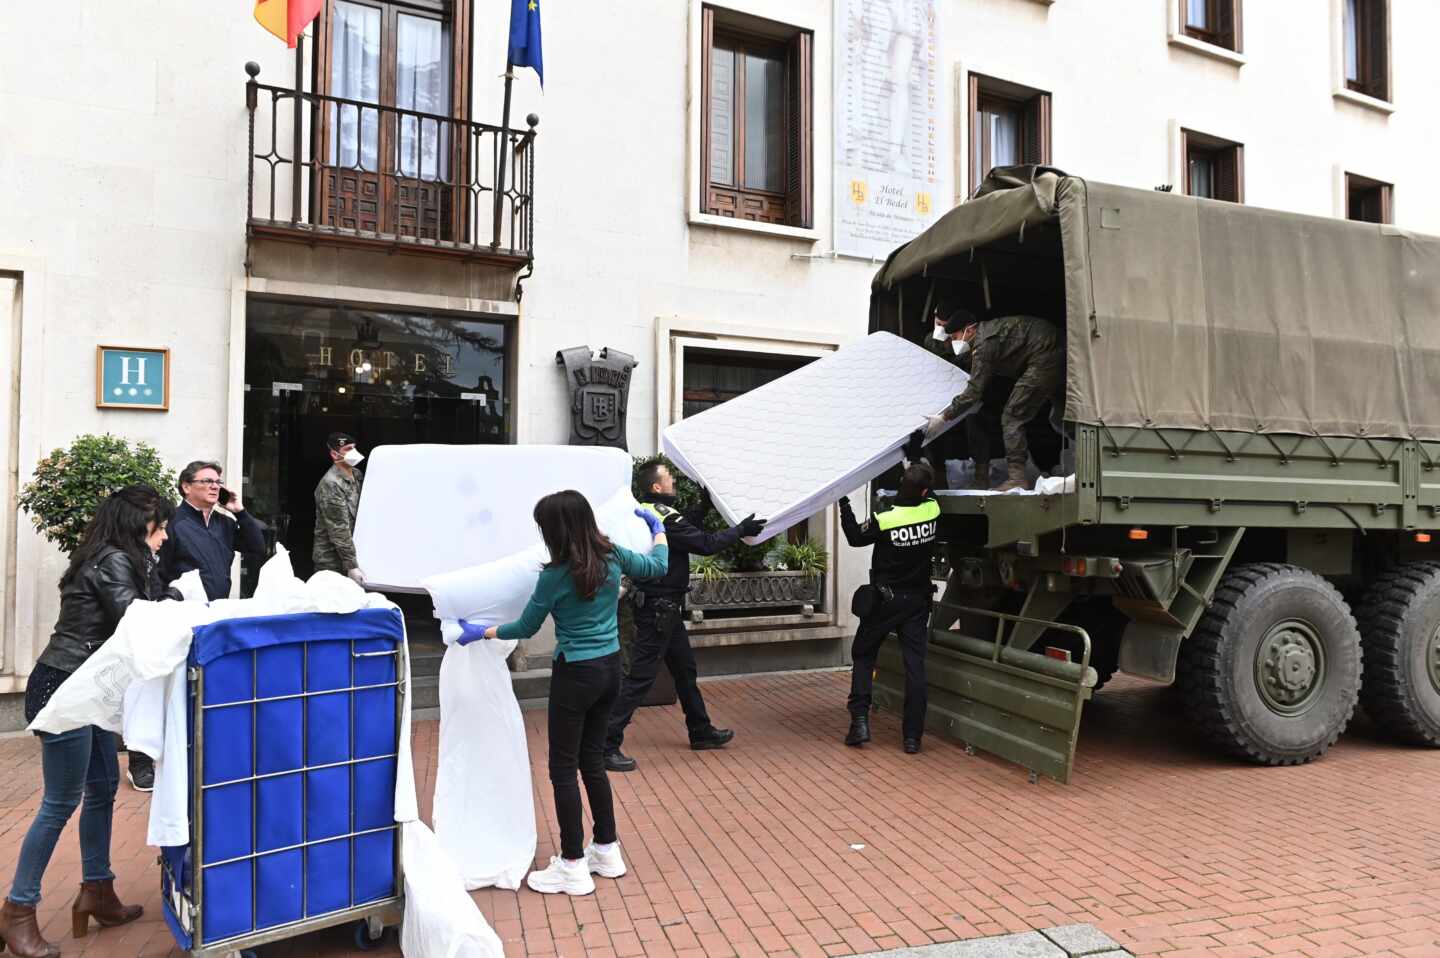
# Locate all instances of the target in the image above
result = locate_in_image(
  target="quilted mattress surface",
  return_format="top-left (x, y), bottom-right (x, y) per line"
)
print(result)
top-left (662, 332), bottom-right (970, 544)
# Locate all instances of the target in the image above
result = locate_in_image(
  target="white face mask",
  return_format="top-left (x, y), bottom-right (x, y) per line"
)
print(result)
top-left (343, 448), bottom-right (365, 467)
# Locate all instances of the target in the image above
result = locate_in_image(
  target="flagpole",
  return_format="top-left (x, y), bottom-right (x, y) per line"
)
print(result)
top-left (292, 31), bottom-right (306, 224)
top-left (492, 61), bottom-right (515, 250)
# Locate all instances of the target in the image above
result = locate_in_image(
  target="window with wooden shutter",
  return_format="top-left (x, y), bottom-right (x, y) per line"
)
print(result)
top-left (1182, 129), bottom-right (1244, 204)
top-left (701, 6), bottom-right (813, 228)
top-left (1182, 0), bottom-right (1241, 52)
top-left (1344, 0), bottom-right (1389, 100)
top-left (1346, 173), bottom-right (1393, 224)
top-left (968, 74), bottom-right (1051, 196)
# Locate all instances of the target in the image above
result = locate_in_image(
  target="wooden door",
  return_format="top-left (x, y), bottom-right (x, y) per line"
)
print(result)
top-left (316, 0), bottom-right (467, 241)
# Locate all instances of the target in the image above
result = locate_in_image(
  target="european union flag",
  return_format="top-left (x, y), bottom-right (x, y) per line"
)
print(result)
top-left (509, 0), bottom-right (543, 86)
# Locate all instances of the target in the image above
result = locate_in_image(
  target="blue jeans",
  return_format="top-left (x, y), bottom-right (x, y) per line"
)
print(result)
top-left (8, 725), bottom-right (119, 906)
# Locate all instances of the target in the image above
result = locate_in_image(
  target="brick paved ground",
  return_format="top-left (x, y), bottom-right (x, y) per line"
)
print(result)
top-left (0, 671), bottom-right (1436, 957)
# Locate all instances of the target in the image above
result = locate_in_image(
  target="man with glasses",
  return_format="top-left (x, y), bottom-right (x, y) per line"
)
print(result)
top-left (141, 460), bottom-right (266, 791)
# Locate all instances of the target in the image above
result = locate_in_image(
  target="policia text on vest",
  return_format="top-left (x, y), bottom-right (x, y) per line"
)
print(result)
top-left (838, 492), bottom-right (940, 754)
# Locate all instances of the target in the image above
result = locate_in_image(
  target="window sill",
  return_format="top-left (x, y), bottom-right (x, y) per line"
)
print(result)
top-left (1167, 33), bottom-right (1246, 67)
top-left (689, 212), bottom-right (820, 243)
top-left (1333, 88), bottom-right (1395, 115)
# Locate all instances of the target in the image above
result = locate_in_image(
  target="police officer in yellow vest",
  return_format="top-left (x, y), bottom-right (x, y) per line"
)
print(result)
top-left (838, 445), bottom-right (940, 754)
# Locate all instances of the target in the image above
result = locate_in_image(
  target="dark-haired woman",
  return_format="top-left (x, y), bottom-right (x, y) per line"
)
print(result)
top-left (462, 491), bottom-right (668, 896)
top-left (2, 485), bottom-right (174, 957)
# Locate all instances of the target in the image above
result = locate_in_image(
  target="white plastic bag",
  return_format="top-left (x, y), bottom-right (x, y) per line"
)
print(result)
top-left (430, 637), bottom-right (536, 890)
top-left (400, 821), bottom-right (505, 958)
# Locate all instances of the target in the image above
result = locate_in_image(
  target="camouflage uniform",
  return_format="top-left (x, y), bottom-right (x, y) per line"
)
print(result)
top-left (940, 315), bottom-right (1062, 473)
top-left (313, 464), bottom-right (363, 574)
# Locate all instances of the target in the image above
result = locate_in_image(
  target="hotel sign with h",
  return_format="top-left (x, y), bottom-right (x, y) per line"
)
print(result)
top-left (96, 346), bottom-right (170, 411)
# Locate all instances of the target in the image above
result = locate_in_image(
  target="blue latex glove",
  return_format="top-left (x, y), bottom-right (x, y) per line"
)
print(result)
top-left (457, 620), bottom-right (493, 645)
top-left (634, 507), bottom-right (666, 536)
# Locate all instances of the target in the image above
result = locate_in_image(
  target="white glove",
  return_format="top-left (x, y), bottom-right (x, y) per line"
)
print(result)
top-left (347, 568), bottom-right (367, 585)
top-left (924, 412), bottom-right (951, 438)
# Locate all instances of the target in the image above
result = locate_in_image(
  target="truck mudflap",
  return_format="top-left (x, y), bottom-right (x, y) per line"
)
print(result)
top-left (873, 603), bottom-right (1097, 784)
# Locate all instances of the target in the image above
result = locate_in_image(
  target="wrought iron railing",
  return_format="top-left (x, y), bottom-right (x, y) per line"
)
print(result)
top-left (244, 62), bottom-right (536, 262)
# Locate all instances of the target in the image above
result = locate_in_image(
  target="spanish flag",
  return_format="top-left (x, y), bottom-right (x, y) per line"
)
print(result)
top-left (254, 0), bottom-right (324, 48)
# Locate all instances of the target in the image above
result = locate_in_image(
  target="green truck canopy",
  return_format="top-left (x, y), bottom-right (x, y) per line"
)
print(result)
top-left (872, 166), bottom-right (1440, 443)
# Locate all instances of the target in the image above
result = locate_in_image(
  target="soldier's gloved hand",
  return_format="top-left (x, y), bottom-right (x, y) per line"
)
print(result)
top-left (634, 507), bottom-right (666, 536)
top-left (347, 568), bottom-right (367, 585)
top-left (737, 514), bottom-right (766, 538)
top-left (924, 412), bottom-right (951, 439)
top-left (903, 428), bottom-right (926, 462)
top-left (457, 620), bottom-right (494, 645)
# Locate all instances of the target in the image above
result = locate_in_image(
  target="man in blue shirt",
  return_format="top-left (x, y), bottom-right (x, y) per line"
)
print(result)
top-left (158, 460), bottom-right (268, 602)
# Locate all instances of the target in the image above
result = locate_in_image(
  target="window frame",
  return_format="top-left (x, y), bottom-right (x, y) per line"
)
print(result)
top-left (1345, 172), bottom-right (1393, 224)
top-left (699, 5), bottom-right (814, 230)
top-left (1181, 128), bottom-right (1244, 203)
top-left (1181, 0), bottom-right (1241, 51)
top-left (1344, 0), bottom-right (1390, 102)
top-left (967, 73), bottom-right (1051, 197)
top-left (311, 0), bottom-right (474, 237)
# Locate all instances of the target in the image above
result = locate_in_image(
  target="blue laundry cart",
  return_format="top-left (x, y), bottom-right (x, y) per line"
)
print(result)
top-left (160, 608), bottom-right (407, 956)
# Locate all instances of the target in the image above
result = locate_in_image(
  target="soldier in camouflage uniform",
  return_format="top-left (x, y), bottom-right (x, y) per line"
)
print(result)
top-left (927, 313), bottom-right (1062, 492)
top-left (313, 432), bottom-right (366, 582)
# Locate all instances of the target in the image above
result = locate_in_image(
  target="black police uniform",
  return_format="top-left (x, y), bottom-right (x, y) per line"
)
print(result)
top-left (605, 495), bottom-right (757, 758)
top-left (839, 492), bottom-right (941, 748)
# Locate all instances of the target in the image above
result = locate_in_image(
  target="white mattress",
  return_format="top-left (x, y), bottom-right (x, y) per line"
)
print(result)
top-left (352, 444), bottom-right (639, 591)
top-left (662, 332), bottom-right (970, 544)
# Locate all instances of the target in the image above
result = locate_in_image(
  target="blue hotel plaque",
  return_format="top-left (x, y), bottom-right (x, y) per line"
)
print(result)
top-left (96, 346), bottom-right (170, 411)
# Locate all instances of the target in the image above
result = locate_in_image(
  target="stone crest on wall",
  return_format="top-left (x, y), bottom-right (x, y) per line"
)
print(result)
top-left (555, 346), bottom-right (639, 449)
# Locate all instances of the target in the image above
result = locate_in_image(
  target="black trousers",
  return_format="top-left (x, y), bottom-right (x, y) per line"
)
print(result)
top-left (848, 592), bottom-right (931, 740)
top-left (548, 651), bottom-right (621, 860)
top-left (605, 599), bottom-right (712, 752)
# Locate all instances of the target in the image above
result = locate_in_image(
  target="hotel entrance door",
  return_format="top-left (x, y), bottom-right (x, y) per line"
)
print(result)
top-left (241, 299), bottom-right (512, 586)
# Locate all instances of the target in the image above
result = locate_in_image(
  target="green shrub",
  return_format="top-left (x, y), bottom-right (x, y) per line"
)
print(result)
top-left (18, 434), bottom-right (175, 555)
top-left (775, 541), bottom-right (828, 576)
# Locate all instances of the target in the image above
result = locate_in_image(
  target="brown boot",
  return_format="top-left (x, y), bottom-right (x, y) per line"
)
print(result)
top-left (970, 460), bottom-right (991, 490)
top-left (993, 463), bottom-right (1030, 493)
top-left (71, 879), bottom-right (142, 938)
top-left (0, 899), bottom-right (59, 958)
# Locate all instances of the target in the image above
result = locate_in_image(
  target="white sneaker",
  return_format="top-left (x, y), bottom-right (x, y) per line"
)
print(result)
top-left (585, 842), bottom-right (627, 879)
top-left (526, 856), bottom-right (595, 896)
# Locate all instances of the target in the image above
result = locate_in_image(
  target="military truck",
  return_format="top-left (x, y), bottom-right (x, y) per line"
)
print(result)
top-left (867, 166), bottom-right (1440, 783)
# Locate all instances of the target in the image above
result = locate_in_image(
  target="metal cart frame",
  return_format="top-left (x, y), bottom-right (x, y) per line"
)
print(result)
top-left (162, 627), bottom-right (407, 956)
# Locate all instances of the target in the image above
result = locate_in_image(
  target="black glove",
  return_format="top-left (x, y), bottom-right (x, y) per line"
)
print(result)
top-left (837, 496), bottom-right (851, 509)
top-left (903, 428), bottom-right (926, 462)
top-left (696, 485), bottom-right (714, 515)
top-left (737, 514), bottom-right (766, 538)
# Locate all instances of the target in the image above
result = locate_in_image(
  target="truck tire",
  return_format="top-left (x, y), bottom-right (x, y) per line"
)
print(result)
top-left (1179, 563), bottom-right (1361, 765)
top-left (1356, 562), bottom-right (1440, 746)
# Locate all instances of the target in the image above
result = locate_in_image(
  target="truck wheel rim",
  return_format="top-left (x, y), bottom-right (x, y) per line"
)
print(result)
top-left (1428, 625), bottom-right (1440, 696)
top-left (1255, 619), bottom-right (1325, 715)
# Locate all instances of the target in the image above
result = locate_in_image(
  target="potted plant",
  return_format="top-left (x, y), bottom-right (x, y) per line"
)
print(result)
top-left (19, 434), bottom-right (175, 555)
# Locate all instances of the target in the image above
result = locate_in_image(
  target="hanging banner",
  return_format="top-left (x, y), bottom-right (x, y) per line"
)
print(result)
top-left (833, 0), bottom-right (942, 260)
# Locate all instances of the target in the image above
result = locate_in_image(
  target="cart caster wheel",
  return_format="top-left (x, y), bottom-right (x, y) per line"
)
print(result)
top-left (354, 918), bottom-right (384, 951)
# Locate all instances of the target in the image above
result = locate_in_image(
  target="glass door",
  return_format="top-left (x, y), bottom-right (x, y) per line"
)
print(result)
top-left (242, 299), bottom-right (510, 586)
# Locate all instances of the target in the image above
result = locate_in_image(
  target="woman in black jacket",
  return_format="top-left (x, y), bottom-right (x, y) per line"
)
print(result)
top-left (0, 485), bottom-right (173, 958)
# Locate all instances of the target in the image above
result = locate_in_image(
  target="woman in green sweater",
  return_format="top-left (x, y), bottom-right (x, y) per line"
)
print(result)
top-left (463, 490), bottom-right (668, 896)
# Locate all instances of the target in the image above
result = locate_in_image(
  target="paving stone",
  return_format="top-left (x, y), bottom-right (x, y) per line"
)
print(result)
top-left (858, 931), bottom-right (1069, 957)
top-left (1040, 923), bottom-right (1124, 956)
top-left (2, 671), bottom-right (1436, 956)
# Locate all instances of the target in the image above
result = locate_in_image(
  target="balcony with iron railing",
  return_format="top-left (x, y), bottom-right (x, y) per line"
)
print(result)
top-left (244, 62), bottom-right (536, 269)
